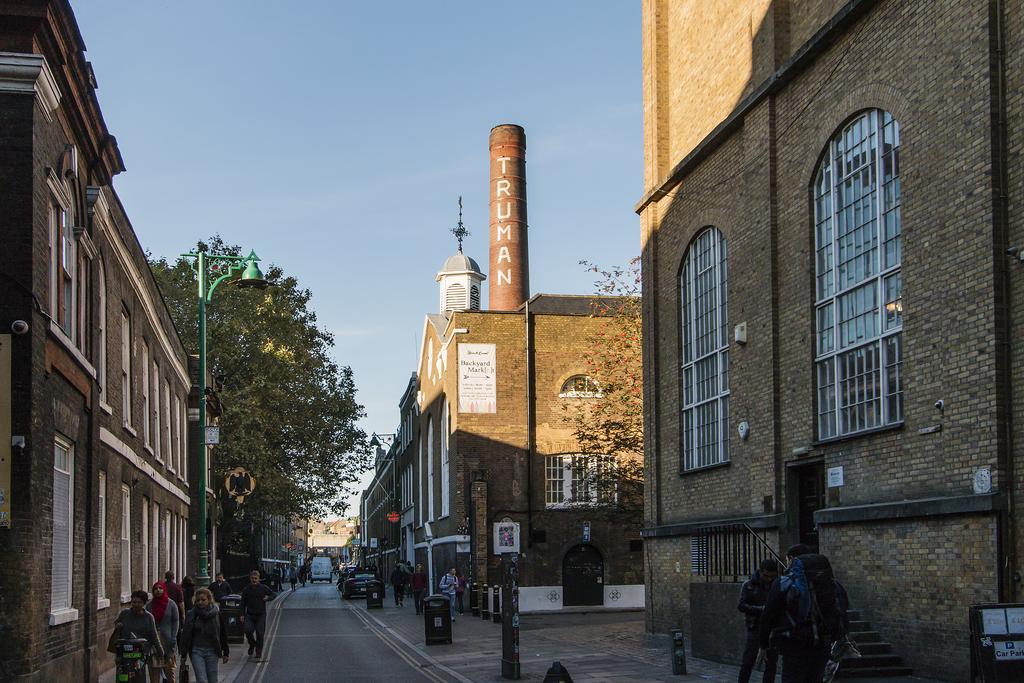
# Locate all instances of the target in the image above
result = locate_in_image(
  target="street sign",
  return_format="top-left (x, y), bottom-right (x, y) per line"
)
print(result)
top-left (205, 426), bottom-right (220, 445)
top-left (387, 511), bottom-right (400, 523)
top-left (583, 521), bottom-right (591, 542)
top-left (370, 537), bottom-right (379, 548)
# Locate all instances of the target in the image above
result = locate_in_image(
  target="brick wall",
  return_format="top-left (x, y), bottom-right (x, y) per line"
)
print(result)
top-left (640, 1), bottom-right (1017, 680)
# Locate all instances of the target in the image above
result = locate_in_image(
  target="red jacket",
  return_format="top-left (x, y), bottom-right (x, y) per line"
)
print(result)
top-left (410, 571), bottom-right (427, 591)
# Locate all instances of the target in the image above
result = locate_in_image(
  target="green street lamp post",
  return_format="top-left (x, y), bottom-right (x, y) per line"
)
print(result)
top-left (182, 247), bottom-right (268, 584)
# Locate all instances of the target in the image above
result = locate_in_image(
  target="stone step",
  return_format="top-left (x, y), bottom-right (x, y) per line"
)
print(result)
top-left (849, 619), bottom-right (872, 631)
top-left (835, 665), bottom-right (914, 678)
top-left (841, 654), bottom-right (905, 669)
top-left (855, 641), bottom-right (894, 655)
top-left (849, 630), bottom-right (882, 643)
top-left (846, 609), bottom-right (863, 621)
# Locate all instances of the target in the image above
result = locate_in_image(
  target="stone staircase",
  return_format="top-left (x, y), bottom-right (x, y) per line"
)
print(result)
top-left (836, 608), bottom-right (914, 678)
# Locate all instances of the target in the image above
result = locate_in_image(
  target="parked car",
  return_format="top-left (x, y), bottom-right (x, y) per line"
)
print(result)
top-left (310, 556), bottom-right (333, 583)
top-left (340, 572), bottom-right (377, 599)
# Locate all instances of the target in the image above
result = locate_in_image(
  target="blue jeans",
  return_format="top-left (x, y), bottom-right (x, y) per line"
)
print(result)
top-left (444, 593), bottom-right (456, 619)
top-left (190, 646), bottom-right (220, 683)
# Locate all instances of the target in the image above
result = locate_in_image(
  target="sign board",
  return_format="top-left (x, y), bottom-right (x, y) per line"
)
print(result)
top-left (224, 467), bottom-right (256, 503)
top-left (205, 426), bottom-right (220, 445)
top-left (1008, 608), bottom-right (1024, 634)
top-left (494, 520), bottom-right (520, 554)
top-left (995, 641), bottom-right (1024, 660)
top-left (387, 511), bottom-right (400, 523)
top-left (984, 609), bottom-right (1010, 635)
top-left (583, 521), bottom-right (591, 542)
top-left (370, 537), bottom-right (378, 548)
top-left (351, 538), bottom-right (362, 547)
top-left (0, 335), bottom-right (10, 528)
top-left (827, 466), bottom-right (844, 488)
top-left (458, 343), bottom-right (497, 413)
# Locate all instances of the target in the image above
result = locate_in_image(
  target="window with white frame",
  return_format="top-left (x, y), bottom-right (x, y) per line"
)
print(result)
top-left (173, 394), bottom-right (182, 475)
top-left (813, 110), bottom-right (903, 439)
top-left (180, 397), bottom-right (188, 480)
top-left (98, 471), bottom-right (107, 606)
top-left (544, 454), bottom-right (616, 507)
top-left (120, 485), bottom-right (131, 601)
top-left (427, 418), bottom-right (435, 522)
top-left (417, 434), bottom-right (423, 526)
top-left (151, 501), bottom-right (159, 586)
top-left (165, 510), bottom-right (172, 577)
top-left (559, 375), bottom-right (602, 398)
top-left (141, 341), bottom-right (151, 446)
top-left (680, 227), bottom-right (730, 471)
top-left (98, 261), bottom-right (107, 401)
top-left (141, 497), bottom-right (150, 589)
top-left (163, 380), bottom-right (172, 470)
top-left (49, 201), bottom-right (75, 334)
top-left (51, 437), bottom-right (75, 620)
top-left (440, 400), bottom-right (450, 517)
top-left (121, 310), bottom-right (132, 427)
top-left (152, 362), bottom-right (162, 460)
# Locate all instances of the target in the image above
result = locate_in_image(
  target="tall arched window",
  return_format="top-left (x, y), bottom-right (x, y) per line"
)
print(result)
top-left (440, 398), bottom-right (450, 517)
top-left (814, 110), bottom-right (903, 438)
top-left (427, 417), bottom-right (435, 522)
top-left (98, 258), bottom-right (107, 400)
top-left (679, 227), bottom-right (729, 470)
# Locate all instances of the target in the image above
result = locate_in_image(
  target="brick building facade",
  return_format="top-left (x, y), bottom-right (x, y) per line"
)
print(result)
top-left (638, 0), bottom-right (1024, 679)
top-left (405, 292), bottom-right (644, 611)
top-left (0, 2), bottom-right (202, 679)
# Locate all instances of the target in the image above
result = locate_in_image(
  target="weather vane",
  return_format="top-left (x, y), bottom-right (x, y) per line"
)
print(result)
top-left (451, 196), bottom-right (470, 252)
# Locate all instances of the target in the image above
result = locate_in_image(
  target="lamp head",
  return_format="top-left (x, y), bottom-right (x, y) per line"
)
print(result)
top-left (235, 251), bottom-right (268, 289)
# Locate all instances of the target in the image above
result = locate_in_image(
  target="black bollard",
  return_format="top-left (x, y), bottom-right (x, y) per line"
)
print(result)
top-left (492, 585), bottom-right (501, 624)
top-left (481, 585), bottom-right (491, 620)
top-left (543, 661), bottom-right (574, 683)
top-left (670, 628), bottom-right (687, 675)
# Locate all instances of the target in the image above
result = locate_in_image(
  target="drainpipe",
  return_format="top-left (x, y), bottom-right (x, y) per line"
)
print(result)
top-left (526, 298), bottom-right (534, 548)
top-left (992, 0), bottom-right (1015, 602)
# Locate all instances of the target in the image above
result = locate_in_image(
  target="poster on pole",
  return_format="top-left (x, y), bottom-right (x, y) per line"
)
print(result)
top-left (458, 343), bottom-right (497, 413)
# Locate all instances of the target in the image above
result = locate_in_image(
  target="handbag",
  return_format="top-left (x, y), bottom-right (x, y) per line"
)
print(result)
top-left (106, 627), bottom-right (119, 655)
top-left (179, 660), bottom-right (190, 683)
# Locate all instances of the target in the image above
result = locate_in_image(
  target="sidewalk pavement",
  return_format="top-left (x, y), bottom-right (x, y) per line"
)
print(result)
top-left (354, 595), bottom-right (946, 683)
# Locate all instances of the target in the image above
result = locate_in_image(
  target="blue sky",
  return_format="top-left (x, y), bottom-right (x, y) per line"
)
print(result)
top-left (74, 2), bottom-right (641, 513)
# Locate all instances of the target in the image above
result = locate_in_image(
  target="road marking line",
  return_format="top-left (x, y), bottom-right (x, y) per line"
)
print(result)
top-left (241, 588), bottom-right (294, 683)
top-left (348, 603), bottom-right (474, 683)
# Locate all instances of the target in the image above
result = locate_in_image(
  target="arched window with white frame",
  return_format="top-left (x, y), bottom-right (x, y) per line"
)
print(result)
top-left (440, 398), bottom-right (450, 517)
top-left (813, 109), bottom-right (903, 439)
top-left (679, 227), bottom-right (729, 471)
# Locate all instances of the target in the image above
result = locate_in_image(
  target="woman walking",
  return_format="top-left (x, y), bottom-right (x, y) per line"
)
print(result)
top-left (113, 590), bottom-right (164, 682)
top-left (411, 564), bottom-right (427, 615)
top-left (146, 581), bottom-right (180, 683)
top-left (390, 563), bottom-right (406, 606)
top-left (180, 587), bottom-right (230, 683)
top-left (455, 569), bottom-right (467, 614)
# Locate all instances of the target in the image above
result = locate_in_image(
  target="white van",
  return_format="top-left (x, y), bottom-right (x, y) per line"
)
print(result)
top-left (310, 556), bottom-right (333, 583)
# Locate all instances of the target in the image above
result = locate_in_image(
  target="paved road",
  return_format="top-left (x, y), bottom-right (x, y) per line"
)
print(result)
top-left (229, 582), bottom-right (461, 683)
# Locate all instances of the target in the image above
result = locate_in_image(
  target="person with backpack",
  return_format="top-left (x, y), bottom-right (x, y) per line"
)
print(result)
top-left (738, 558), bottom-right (780, 683)
top-left (758, 547), bottom-right (850, 683)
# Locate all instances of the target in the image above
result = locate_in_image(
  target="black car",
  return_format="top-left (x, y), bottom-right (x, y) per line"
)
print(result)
top-left (340, 572), bottom-right (377, 599)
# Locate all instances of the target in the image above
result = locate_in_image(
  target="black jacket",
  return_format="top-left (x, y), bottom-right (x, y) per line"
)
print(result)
top-left (180, 606), bottom-right (229, 658)
top-left (239, 583), bottom-right (276, 616)
top-left (737, 571), bottom-right (772, 630)
top-left (758, 574), bottom-right (850, 654)
top-left (210, 580), bottom-right (232, 603)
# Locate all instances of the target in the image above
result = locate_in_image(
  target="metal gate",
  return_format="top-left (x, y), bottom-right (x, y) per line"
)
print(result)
top-left (562, 544), bottom-right (604, 606)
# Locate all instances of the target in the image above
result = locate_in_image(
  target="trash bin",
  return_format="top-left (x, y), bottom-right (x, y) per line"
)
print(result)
top-left (221, 594), bottom-right (245, 644)
top-left (423, 594), bottom-right (453, 645)
top-left (970, 603), bottom-right (1024, 681)
top-left (366, 579), bottom-right (385, 609)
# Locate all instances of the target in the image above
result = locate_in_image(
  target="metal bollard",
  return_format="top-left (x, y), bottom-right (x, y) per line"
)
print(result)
top-left (492, 585), bottom-right (501, 623)
top-left (670, 628), bottom-right (687, 675)
top-left (471, 584), bottom-right (480, 616)
top-left (481, 585), bottom-right (491, 620)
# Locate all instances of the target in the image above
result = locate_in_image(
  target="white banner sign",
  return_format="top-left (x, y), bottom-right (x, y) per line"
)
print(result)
top-left (458, 343), bottom-right (497, 413)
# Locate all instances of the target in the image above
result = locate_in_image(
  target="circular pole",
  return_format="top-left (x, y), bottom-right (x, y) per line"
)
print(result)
top-left (196, 250), bottom-right (210, 584)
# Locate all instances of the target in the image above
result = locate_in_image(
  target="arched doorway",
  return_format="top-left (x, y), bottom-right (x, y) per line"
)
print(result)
top-left (562, 544), bottom-right (604, 606)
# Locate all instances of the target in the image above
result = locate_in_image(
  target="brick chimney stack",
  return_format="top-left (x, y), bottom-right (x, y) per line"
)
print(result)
top-left (488, 124), bottom-right (529, 311)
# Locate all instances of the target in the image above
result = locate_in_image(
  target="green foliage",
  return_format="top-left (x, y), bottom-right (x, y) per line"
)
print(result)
top-left (561, 258), bottom-right (644, 514)
top-left (150, 236), bottom-right (371, 519)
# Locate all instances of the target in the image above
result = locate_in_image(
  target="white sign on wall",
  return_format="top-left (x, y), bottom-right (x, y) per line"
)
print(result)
top-left (494, 520), bottom-right (520, 555)
top-left (458, 343), bottom-right (497, 413)
top-left (827, 466), bottom-right (844, 488)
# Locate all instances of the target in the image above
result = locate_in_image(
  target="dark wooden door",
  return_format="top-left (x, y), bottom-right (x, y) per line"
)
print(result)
top-left (796, 463), bottom-right (825, 551)
top-left (563, 544), bottom-right (604, 606)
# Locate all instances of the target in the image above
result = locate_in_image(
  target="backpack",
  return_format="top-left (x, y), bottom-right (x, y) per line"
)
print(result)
top-left (776, 554), bottom-right (846, 646)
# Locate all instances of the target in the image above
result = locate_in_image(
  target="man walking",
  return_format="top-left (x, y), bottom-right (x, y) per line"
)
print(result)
top-left (759, 548), bottom-right (849, 683)
top-left (738, 558), bottom-right (779, 683)
top-left (411, 564), bottom-right (427, 615)
top-left (164, 570), bottom-right (186, 628)
top-left (239, 570), bottom-right (276, 661)
top-left (210, 572), bottom-right (232, 604)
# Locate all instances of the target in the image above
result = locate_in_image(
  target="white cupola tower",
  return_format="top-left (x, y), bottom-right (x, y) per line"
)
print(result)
top-left (436, 197), bottom-right (486, 313)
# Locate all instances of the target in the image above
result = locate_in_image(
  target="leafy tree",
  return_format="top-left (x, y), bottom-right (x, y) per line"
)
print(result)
top-left (560, 258), bottom-right (644, 514)
top-left (150, 236), bottom-right (371, 521)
